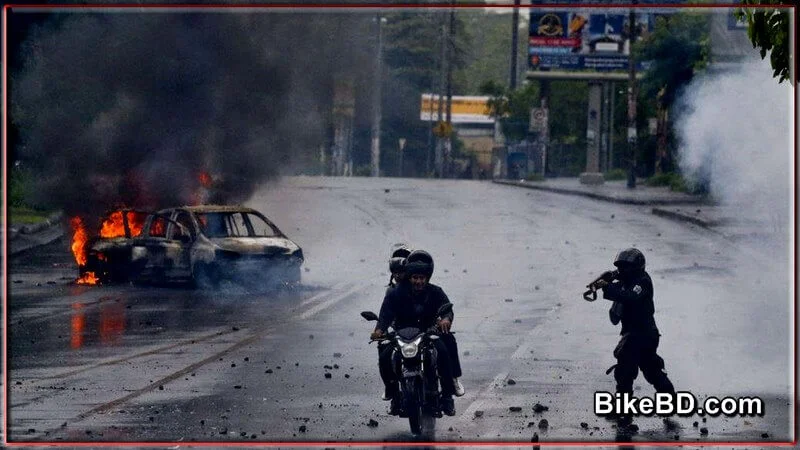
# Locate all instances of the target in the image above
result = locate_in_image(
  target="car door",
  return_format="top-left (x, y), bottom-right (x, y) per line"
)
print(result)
top-left (165, 210), bottom-right (195, 279)
top-left (131, 214), bottom-right (172, 281)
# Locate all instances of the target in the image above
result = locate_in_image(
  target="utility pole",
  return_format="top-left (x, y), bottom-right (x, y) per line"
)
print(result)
top-left (435, 14), bottom-right (446, 178)
top-left (444, 0), bottom-right (456, 178)
top-left (371, 15), bottom-right (387, 178)
top-left (510, 0), bottom-right (520, 89)
top-left (626, 4), bottom-right (638, 188)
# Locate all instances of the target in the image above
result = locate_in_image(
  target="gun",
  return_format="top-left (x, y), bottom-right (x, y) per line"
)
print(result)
top-left (582, 269), bottom-right (618, 301)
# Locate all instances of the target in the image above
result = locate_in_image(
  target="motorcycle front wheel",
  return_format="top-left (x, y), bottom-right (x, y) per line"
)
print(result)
top-left (403, 378), bottom-right (423, 436)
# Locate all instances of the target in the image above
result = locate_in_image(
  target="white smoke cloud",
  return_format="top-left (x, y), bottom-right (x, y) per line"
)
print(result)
top-left (674, 56), bottom-right (794, 229)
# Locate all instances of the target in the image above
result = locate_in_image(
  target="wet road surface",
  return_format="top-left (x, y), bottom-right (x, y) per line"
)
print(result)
top-left (6, 176), bottom-right (792, 445)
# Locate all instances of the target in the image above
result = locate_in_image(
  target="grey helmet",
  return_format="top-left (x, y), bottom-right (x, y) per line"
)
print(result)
top-left (405, 250), bottom-right (434, 278)
top-left (613, 248), bottom-right (645, 270)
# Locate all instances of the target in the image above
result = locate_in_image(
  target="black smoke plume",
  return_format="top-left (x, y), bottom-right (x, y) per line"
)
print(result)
top-left (10, 9), bottom-right (373, 225)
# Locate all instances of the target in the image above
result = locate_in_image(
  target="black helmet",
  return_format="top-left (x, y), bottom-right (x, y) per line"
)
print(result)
top-left (613, 248), bottom-right (645, 270)
top-left (405, 250), bottom-right (434, 278)
top-left (389, 257), bottom-right (407, 274)
top-left (390, 243), bottom-right (412, 259)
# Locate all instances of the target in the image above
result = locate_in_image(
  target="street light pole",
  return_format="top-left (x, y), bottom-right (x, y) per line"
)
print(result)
top-left (371, 15), bottom-right (387, 178)
top-left (510, 0), bottom-right (520, 89)
top-left (626, 4), bottom-right (638, 188)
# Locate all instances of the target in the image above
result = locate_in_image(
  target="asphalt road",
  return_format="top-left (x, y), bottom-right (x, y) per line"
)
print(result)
top-left (5, 176), bottom-right (792, 445)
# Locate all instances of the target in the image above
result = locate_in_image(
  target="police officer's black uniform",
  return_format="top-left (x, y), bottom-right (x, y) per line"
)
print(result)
top-left (601, 248), bottom-right (675, 396)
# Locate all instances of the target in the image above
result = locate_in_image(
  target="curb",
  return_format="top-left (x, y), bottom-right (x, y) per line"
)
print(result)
top-left (18, 212), bottom-right (64, 235)
top-left (492, 179), bottom-right (708, 206)
top-left (650, 208), bottom-right (715, 228)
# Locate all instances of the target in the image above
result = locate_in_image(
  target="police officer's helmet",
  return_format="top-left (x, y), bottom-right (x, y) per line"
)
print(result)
top-left (405, 250), bottom-right (434, 278)
top-left (613, 248), bottom-right (645, 271)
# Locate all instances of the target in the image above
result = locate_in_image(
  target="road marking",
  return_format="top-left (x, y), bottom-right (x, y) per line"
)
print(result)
top-left (298, 283), bottom-right (369, 320)
top-left (460, 371), bottom-right (509, 420)
top-left (298, 281), bottom-right (351, 307)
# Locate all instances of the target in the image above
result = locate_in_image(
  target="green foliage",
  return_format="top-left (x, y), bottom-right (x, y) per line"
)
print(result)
top-left (9, 168), bottom-right (29, 208)
top-left (645, 172), bottom-right (688, 192)
top-left (525, 173), bottom-right (545, 182)
top-left (353, 165), bottom-right (372, 177)
top-left (735, 2), bottom-right (791, 83)
top-left (604, 168), bottom-right (627, 181)
top-left (634, 12), bottom-right (710, 108)
top-left (457, 11), bottom-right (528, 93)
top-left (479, 81), bottom-right (539, 143)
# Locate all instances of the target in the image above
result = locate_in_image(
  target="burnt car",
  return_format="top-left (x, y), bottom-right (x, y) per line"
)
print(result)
top-left (129, 205), bottom-right (304, 287)
top-left (80, 209), bottom-right (151, 283)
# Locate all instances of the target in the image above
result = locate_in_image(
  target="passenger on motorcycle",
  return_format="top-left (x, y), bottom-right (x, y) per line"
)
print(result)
top-left (371, 250), bottom-right (461, 416)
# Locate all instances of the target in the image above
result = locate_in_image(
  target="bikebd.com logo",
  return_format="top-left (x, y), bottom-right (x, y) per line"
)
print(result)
top-left (594, 392), bottom-right (765, 417)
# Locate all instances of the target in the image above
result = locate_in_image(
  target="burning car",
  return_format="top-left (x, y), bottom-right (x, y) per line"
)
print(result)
top-left (78, 209), bottom-right (151, 284)
top-left (128, 205), bottom-right (304, 287)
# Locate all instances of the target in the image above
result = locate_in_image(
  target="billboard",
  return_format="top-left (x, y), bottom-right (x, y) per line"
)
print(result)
top-left (420, 94), bottom-right (494, 124)
top-left (528, 10), bottom-right (653, 71)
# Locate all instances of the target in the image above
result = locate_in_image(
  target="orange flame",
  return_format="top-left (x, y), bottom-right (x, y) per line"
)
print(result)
top-left (70, 217), bottom-right (89, 267)
top-left (76, 272), bottom-right (99, 285)
top-left (100, 211), bottom-right (146, 238)
top-left (198, 171), bottom-right (213, 188)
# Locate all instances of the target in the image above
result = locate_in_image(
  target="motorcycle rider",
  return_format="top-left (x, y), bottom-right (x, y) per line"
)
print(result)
top-left (371, 250), bottom-right (460, 416)
top-left (596, 248), bottom-right (676, 423)
top-left (388, 243), bottom-right (412, 287)
top-left (380, 245), bottom-right (465, 404)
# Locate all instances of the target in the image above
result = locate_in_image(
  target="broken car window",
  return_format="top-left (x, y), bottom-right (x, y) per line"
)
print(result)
top-left (246, 213), bottom-right (280, 237)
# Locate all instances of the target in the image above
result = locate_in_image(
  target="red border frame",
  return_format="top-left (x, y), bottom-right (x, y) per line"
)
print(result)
top-left (2, 2), bottom-right (797, 447)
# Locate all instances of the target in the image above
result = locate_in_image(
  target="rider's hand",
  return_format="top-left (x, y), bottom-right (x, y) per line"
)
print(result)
top-left (595, 280), bottom-right (609, 289)
top-left (437, 318), bottom-right (451, 334)
top-left (370, 328), bottom-right (385, 340)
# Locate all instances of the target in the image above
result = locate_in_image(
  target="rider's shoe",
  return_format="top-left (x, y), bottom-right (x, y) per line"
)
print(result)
top-left (453, 378), bottom-right (465, 397)
top-left (387, 396), bottom-right (402, 416)
top-left (440, 395), bottom-right (456, 416)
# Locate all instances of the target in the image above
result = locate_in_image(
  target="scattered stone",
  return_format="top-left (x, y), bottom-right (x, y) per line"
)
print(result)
top-left (47, 281), bottom-right (56, 285)
top-left (509, 406), bottom-right (522, 412)
top-left (333, 364), bottom-right (340, 369)
top-left (333, 353), bottom-right (343, 358)
top-left (324, 365), bottom-right (333, 370)
top-left (200, 420), bottom-right (205, 426)
top-left (448, 427), bottom-right (453, 431)
top-left (345, 374), bottom-right (350, 378)
top-left (533, 403), bottom-right (549, 413)
top-left (505, 298), bottom-right (513, 302)
top-left (360, 259), bottom-right (365, 262)
top-left (538, 419), bottom-right (549, 430)
top-left (13, 280), bottom-right (22, 284)
top-left (244, 357), bottom-right (249, 362)
top-left (534, 285), bottom-right (540, 290)
top-left (527, 422), bottom-right (536, 428)
top-left (232, 326), bottom-right (239, 331)
top-left (234, 385), bottom-right (242, 389)
top-left (367, 419), bottom-right (379, 428)
top-left (219, 428), bottom-right (228, 435)
top-left (700, 427), bottom-right (708, 435)
top-left (324, 373), bottom-right (332, 379)
top-left (628, 424), bottom-right (639, 433)
top-left (158, 385), bottom-right (164, 390)
top-left (299, 425), bottom-right (307, 433)
top-left (464, 351), bottom-right (470, 356)
top-left (580, 422), bottom-right (588, 429)
top-left (265, 369), bottom-right (273, 374)
top-left (231, 363), bottom-right (236, 367)
top-left (240, 431), bottom-right (247, 437)
top-left (531, 432), bottom-right (539, 442)
top-left (305, 268), bottom-right (310, 272)
top-left (702, 417), bottom-right (707, 423)
top-left (251, 434), bottom-right (257, 439)
top-left (761, 433), bottom-right (769, 438)
top-left (463, 269), bottom-right (467, 273)
top-left (149, 417), bottom-right (154, 422)
top-left (611, 214), bottom-right (615, 219)
top-left (693, 421), bottom-right (699, 427)
top-left (384, 189), bottom-right (390, 193)
top-left (474, 410), bottom-right (484, 418)
top-left (309, 334), bottom-right (314, 339)
top-left (507, 378), bottom-right (516, 385)
top-left (27, 428), bottom-right (35, 433)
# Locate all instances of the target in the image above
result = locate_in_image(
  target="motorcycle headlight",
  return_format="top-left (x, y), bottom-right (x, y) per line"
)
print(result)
top-left (398, 336), bottom-right (423, 358)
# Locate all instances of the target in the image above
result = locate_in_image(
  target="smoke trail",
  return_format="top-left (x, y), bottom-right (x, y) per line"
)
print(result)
top-left (673, 56), bottom-right (793, 233)
top-left (10, 10), bottom-right (373, 223)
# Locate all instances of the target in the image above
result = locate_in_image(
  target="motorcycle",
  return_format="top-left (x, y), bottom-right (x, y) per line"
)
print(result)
top-left (360, 303), bottom-right (454, 437)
